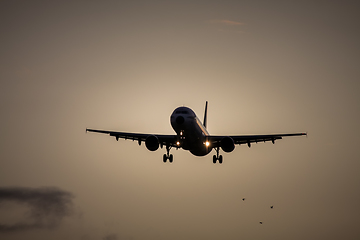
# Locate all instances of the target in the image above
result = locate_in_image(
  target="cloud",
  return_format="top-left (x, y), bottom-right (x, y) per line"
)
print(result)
top-left (103, 234), bottom-right (118, 240)
top-left (102, 233), bottom-right (134, 240)
top-left (0, 186), bottom-right (74, 232)
top-left (208, 19), bottom-right (245, 26)
top-left (207, 19), bottom-right (246, 34)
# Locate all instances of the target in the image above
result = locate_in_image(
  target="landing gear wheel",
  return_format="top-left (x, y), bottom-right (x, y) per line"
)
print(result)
top-left (169, 154), bottom-right (173, 163)
top-left (212, 147), bottom-right (223, 164)
top-left (163, 145), bottom-right (173, 163)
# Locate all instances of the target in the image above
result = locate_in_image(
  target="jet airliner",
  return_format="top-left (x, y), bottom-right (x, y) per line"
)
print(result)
top-left (86, 102), bottom-right (306, 164)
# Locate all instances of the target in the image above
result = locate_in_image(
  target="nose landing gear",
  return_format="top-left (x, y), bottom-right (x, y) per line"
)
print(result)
top-left (213, 147), bottom-right (223, 164)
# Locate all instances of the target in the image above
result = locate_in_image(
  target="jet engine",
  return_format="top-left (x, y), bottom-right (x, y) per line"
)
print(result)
top-left (221, 136), bottom-right (235, 152)
top-left (145, 135), bottom-right (159, 151)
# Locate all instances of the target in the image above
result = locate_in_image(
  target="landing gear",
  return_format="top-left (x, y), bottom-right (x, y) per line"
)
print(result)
top-left (169, 154), bottom-right (173, 163)
top-left (163, 145), bottom-right (173, 163)
top-left (213, 147), bottom-right (223, 164)
top-left (219, 155), bottom-right (223, 164)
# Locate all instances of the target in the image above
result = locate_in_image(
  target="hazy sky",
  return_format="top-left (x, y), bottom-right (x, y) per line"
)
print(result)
top-left (1, 1), bottom-right (360, 239)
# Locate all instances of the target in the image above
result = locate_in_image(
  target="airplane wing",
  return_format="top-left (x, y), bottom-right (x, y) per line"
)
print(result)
top-left (86, 128), bottom-right (178, 147)
top-left (208, 133), bottom-right (307, 147)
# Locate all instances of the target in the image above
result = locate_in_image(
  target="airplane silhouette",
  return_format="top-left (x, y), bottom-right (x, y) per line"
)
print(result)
top-left (86, 102), bottom-right (306, 164)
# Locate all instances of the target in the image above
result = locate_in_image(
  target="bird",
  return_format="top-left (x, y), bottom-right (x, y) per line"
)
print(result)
top-left (270, 205), bottom-right (273, 209)
top-left (259, 221), bottom-right (263, 224)
top-left (242, 198), bottom-right (245, 201)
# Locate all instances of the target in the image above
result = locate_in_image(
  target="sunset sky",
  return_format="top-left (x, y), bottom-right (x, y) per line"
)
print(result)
top-left (1, 1), bottom-right (360, 239)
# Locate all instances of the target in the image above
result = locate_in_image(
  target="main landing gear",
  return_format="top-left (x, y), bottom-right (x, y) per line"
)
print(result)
top-left (213, 147), bottom-right (223, 164)
top-left (163, 145), bottom-right (173, 163)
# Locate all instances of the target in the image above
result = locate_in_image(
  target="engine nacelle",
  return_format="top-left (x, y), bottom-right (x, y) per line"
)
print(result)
top-left (145, 135), bottom-right (159, 151)
top-left (221, 136), bottom-right (235, 153)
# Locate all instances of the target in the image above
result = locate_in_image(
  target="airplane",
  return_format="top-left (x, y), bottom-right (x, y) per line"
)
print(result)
top-left (86, 102), bottom-right (306, 164)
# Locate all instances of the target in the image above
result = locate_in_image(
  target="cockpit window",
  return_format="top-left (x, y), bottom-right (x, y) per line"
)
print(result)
top-left (176, 110), bottom-right (188, 114)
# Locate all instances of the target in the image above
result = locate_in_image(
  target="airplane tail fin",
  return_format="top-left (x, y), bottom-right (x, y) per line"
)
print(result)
top-left (203, 101), bottom-right (208, 129)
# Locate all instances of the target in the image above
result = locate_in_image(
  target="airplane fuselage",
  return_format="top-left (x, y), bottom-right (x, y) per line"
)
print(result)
top-left (170, 106), bottom-right (212, 156)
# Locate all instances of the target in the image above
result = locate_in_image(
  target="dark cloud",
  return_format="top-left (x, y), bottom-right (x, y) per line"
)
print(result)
top-left (102, 234), bottom-right (134, 240)
top-left (102, 234), bottom-right (118, 240)
top-left (0, 187), bottom-right (74, 232)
